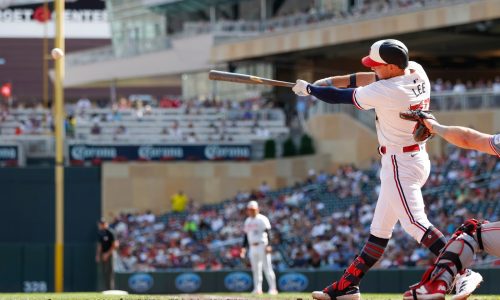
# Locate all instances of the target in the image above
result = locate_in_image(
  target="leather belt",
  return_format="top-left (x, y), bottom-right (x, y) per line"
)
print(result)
top-left (251, 242), bottom-right (262, 246)
top-left (379, 144), bottom-right (422, 155)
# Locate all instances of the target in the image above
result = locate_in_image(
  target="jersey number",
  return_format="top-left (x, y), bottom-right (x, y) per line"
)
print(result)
top-left (409, 98), bottom-right (430, 111)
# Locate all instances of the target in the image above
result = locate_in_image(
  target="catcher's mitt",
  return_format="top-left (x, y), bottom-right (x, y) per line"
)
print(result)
top-left (399, 110), bottom-right (436, 142)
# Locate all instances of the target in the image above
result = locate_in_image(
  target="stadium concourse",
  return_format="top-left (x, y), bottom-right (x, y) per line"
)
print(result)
top-left (110, 145), bottom-right (499, 272)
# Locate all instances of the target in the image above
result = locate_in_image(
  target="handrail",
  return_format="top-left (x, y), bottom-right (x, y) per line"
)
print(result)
top-left (309, 91), bottom-right (500, 130)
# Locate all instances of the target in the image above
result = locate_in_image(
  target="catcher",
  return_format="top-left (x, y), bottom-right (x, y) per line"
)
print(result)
top-left (400, 110), bottom-right (500, 300)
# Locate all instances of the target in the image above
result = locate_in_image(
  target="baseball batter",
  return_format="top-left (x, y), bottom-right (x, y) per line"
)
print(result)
top-left (240, 201), bottom-right (278, 295)
top-left (400, 112), bottom-right (500, 300)
top-left (292, 39), bottom-right (479, 300)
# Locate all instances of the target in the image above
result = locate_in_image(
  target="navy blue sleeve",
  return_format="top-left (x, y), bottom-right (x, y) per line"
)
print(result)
top-left (265, 229), bottom-right (272, 242)
top-left (308, 85), bottom-right (355, 105)
top-left (242, 234), bottom-right (248, 248)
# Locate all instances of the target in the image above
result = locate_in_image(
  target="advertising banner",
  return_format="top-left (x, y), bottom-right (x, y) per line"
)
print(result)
top-left (0, 0), bottom-right (109, 38)
top-left (116, 269), bottom-right (500, 295)
top-left (68, 143), bottom-right (252, 163)
top-left (0, 144), bottom-right (23, 166)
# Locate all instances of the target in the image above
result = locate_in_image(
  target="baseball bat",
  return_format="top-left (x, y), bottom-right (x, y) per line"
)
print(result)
top-left (208, 70), bottom-right (295, 88)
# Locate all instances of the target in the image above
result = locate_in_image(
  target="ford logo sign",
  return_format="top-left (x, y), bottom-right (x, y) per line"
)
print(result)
top-left (175, 273), bottom-right (201, 293)
top-left (278, 273), bottom-right (308, 292)
top-left (224, 272), bottom-right (252, 292)
top-left (128, 273), bottom-right (154, 293)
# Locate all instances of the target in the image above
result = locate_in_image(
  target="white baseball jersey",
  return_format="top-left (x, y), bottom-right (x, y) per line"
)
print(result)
top-left (490, 134), bottom-right (500, 157)
top-left (243, 213), bottom-right (277, 293)
top-left (350, 61), bottom-right (435, 242)
top-left (353, 61), bottom-right (431, 147)
top-left (243, 214), bottom-right (271, 245)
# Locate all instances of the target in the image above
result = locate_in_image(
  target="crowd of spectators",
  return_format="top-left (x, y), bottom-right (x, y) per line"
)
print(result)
top-left (429, 76), bottom-right (500, 110)
top-left (0, 95), bottom-right (280, 140)
top-left (431, 76), bottom-right (500, 93)
top-left (64, 95), bottom-right (283, 143)
top-left (111, 145), bottom-right (500, 272)
top-left (0, 102), bottom-right (53, 135)
top-left (1, 75), bottom-right (498, 139)
top-left (181, 0), bottom-right (451, 36)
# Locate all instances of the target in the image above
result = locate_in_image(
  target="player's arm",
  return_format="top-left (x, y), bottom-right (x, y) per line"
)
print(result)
top-left (240, 234), bottom-right (248, 258)
top-left (265, 228), bottom-right (273, 253)
top-left (293, 80), bottom-right (355, 105)
top-left (111, 237), bottom-right (119, 252)
top-left (104, 232), bottom-right (118, 254)
top-left (425, 119), bottom-right (496, 155)
top-left (314, 72), bottom-right (377, 88)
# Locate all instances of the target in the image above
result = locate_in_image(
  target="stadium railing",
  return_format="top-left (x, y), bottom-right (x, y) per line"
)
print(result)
top-left (66, 0), bottom-right (478, 66)
top-left (0, 106), bottom-right (290, 161)
top-left (177, 0), bottom-right (477, 38)
top-left (66, 36), bottom-right (173, 67)
top-left (308, 91), bottom-right (500, 130)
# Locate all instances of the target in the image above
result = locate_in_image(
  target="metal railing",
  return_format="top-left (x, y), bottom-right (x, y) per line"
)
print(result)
top-left (431, 90), bottom-right (500, 111)
top-left (178, 0), bottom-right (478, 40)
top-left (66, 0), bottom-right (480, 66)
top-left (65, 36), bottom-right (172, 67)
top-left (309, 91), bottom-right (500, 131)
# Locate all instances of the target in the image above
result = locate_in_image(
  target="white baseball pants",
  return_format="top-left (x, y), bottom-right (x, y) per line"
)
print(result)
top-left (249, 243), bottom-right (277, 292)
top-left (371, 151), bottom-right (432, 242)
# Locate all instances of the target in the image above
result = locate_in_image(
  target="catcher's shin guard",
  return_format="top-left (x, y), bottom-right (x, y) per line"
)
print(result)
top-left (406, 220), bottom-right (482, 296)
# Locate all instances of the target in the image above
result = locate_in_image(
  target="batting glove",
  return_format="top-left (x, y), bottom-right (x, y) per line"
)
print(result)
top-left (292, 79), bottom-right (311, 96)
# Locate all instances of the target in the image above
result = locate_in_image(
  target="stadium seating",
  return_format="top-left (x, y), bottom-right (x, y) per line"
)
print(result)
top-left (111, 145), bottom-right (500, 272)
top-left (0, 102), bottom-right (291, 163)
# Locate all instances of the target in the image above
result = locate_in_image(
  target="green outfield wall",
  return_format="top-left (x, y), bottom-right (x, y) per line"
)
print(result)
top-left (0, 167), bottom-right (101, 292)
top-left (0, 167), bottom-right (499, 294)
top-left (116, 269), bottom-right (500, 295)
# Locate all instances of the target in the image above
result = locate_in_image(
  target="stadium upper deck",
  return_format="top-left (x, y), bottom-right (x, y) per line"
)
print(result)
top-left (63, 0), bottom-right (500, 103)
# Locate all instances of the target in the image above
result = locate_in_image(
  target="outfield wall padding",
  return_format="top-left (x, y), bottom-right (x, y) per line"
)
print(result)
top-left (115, 269), bottom-right (500, 295)
top-left (0, 167), bottom-right (101, 292)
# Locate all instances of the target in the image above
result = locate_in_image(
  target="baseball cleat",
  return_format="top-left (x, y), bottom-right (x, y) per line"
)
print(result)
top-left (451, 269), bottom-right (483, 300)
top-left (268, 289), bottom-right (278, 295)
top-left (312, 283), bottom-right (361, 300)
top-left (403, 280), bottom-right (447, 300)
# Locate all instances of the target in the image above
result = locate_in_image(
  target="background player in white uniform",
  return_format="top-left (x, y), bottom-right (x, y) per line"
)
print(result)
top-left (292, 39), bottom-right (478, 300)
top-left (240, 200), bottom-right (278, 295)
top-left (400, 114), bottom-right (500, 300)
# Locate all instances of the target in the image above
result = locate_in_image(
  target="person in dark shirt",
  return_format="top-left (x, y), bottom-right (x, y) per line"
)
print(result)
top-left (307, 243), bottom-right (322, 268)
top-left (96, 219), bottom-right (119, 291)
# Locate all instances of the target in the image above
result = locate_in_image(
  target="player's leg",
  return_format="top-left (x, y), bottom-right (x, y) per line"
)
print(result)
top-left (109, 253), bottom-right (115, 290)
top-left (403, 219), bottom-right (497, 300)
top-left (394, 155), bottom-right (483, 298)
top-left (311, 233), bottom-right (387, 300)
top-left (479, 221), bottom-right (500, 256)
top-left (389, 155), bottom-right (446, 254)
top-left (249, 246), bottom-right (264, 294)
top-left (103, 258), bottom-right (112, 290)
top-left (453, 221), bottom-right (500, 300)
top-left (262, 249), bottom-right (278, 294)
top-left (97, 261), bottom-right (105, 291)
top-left (312, 158), bottom-right (397, 300)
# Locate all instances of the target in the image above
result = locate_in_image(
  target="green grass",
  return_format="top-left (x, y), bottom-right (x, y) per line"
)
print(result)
top-left (0, 293), bottom-right (499, 300)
